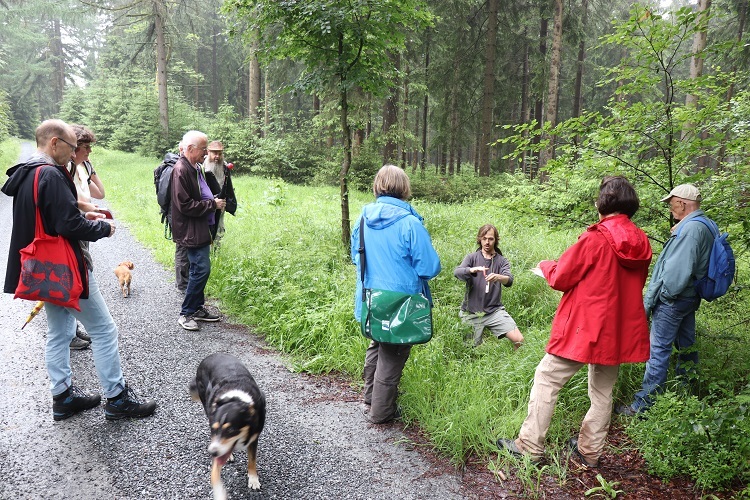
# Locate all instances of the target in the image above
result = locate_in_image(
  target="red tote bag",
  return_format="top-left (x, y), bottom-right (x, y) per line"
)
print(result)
top-left (14, 166), bottom-right (83, 311)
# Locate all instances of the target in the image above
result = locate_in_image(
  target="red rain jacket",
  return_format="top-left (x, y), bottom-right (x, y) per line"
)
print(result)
top-left (539, 214), bottom-right (652, 365)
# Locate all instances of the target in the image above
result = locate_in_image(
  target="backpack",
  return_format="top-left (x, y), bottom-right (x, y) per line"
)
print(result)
top-left (154, 152), bottom-right (179, 239)
top-left (675, 216), bottom-right (735, 301)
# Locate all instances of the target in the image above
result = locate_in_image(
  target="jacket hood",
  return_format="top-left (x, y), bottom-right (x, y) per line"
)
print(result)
top-left (591, 214), bottom-right (652, 269)
top-left (362, 196), bottom-right (424, 230)
top-left (2, 159), bottom-right (51, 198)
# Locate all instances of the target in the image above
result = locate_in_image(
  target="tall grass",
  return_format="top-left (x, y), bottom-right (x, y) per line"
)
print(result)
top-left (92, 148), bottom-right (749, 490)
top-left (1, 137), bottom-right (20, 173)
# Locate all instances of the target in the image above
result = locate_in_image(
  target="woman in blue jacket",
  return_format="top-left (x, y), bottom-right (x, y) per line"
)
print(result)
top-left (351, 165), bottom-right (441, 424)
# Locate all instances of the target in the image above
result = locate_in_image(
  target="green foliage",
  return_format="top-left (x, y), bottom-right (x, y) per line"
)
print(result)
top-left (252, 122), bottom-right (333, 184)
top-left (0, 89), bottom-right (12, 141)
top-left (205, 104), bottom-right (258, 173)
top-left (625, 391), bottom-right (750, 491)
top-left (585, 474), bottom-right (624, 498)
top-left (98, 146), bottom-right (750, 493)
top-left (0, 137), bottom-right (21, 172)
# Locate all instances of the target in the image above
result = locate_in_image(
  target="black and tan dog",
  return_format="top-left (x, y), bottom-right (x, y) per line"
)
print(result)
top-left (189, 353), bottom-right (266, 499)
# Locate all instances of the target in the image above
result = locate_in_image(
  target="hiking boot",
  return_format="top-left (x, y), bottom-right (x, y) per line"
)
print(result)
top-left (53, 385), bottom-right (101, 421)
top-left (193, 307), bottom-right (220, 322)
top-left (75, 323), bottom-right (91, 342)
top-left (178, 315), bottom-right (200, 331)
top-left (568, 437), bottom-right (599, 468)
top-left (104, 385), bottom-right (157, 421)
top-left (69, 336), bottom-right (91, 350)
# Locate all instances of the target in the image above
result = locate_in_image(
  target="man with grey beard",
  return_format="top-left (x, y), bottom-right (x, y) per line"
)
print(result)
top-left (203, 140), bottom-right (237, 247)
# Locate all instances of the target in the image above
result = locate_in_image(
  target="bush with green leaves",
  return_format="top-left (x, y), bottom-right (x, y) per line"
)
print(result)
top-left (625, 391), bottom-right (750, 491)
top-left (251, 122), bottom-right (332, 184)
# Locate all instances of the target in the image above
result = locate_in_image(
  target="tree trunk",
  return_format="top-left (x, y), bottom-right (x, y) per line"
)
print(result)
top-left (520, 29), bottom-right (530, 177)
top-left (212, 34), bottom-right (219, 113)
top-left (531, 17), bottom-right (548, 180)
top-left (538, 0), bottom-right (563, 175)
top-left (421, 31), bottom-right (430, 173)
top-left (684, 0), bottom-right (712, 170)
top-left (401, 63), bottom-right (409, 169)
top-left (264, 73), bottom-right (270, 135)
top-left (50, 19), bottom-right (65, 115)
top-left (248, 37), bottom-right (261, 135)
top-left (383, 53), bottom-right (400, 164)
top-left (719, 0), bottom-right (748, 167)
top-left (154, 0), bottom-right (169, 141)
top-left (572, 0), bottom-right (588, 119)
top-left (478, 0), bottom-right (499, 176)
top-left (338, 37), bottom-right (352, 251)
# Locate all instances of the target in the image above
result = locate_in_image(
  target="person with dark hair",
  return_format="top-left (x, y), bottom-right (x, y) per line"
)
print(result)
top-left (497, 175), bottom-right (652, 468)
top-left (454, 224), bottom-right (524, 348)
top-left (2, 119), bottom-right (156, 421)
top-left (351, 165), bottom-right (441, 424)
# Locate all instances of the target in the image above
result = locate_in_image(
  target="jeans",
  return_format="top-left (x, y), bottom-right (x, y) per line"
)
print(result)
top-left (44, 271), bottom-right (126, 398)
top-left (632, 297), bottom-right (701, 411)
top-left (181, 244), bottom-right (211, 316)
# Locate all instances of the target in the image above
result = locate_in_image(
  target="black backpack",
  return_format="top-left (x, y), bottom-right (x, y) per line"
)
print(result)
top-left (154, 152), bottom-right (179, 239)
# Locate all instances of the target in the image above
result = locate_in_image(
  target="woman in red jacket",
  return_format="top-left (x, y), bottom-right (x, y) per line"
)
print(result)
top-left (497, 176), bottom-right (652, 468)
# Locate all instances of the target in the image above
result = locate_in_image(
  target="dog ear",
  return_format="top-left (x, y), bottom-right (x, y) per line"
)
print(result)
top-left (247, 405), bottom-right (256, 417)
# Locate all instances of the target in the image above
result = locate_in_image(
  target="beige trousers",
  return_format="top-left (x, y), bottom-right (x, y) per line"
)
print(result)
top-left (515, 353), bottom-right (619, 464)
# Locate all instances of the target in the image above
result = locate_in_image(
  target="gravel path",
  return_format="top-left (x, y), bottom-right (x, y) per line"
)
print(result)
top-left (0, 147), bottom-right (470, 499)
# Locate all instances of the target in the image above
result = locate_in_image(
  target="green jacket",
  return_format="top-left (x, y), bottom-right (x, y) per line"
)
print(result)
top-left (644, 209), bottom-right (713, 313)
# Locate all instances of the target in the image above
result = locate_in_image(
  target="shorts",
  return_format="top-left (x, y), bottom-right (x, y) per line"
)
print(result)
top-left (460, 308), bottom-right (518, 345)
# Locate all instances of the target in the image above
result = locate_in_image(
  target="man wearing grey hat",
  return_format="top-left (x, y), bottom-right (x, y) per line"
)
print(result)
top-left (617, 183), bottom-right (713, 416)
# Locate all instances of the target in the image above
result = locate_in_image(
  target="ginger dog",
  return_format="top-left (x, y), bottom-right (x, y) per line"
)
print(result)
top-left (114, 261), bottom-right (134, 297)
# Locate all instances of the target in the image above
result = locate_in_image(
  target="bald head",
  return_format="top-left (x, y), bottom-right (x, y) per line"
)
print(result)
top-left (182, 130), bottom-right (208, 166)
top-left (35, 119), bottom-right (77, 166)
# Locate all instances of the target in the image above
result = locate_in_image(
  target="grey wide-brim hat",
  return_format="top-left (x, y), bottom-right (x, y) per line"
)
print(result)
top-left (660, 183), bottom-right (701, 202)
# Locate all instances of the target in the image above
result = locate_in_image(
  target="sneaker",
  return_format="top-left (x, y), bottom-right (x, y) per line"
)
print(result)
top-left (75, 323), bottom-right (91, 342)
top-left (104, 385), bottom-right (157, 420)
top-left (568, 437), bottom-right (599, 468)
top-left (365, 406), bottom-right (402, 424)
top-left (69, 336), bottom-right (91, 350)
top-left (178, 315), bottom-right (200, 331)
top-left (53, 385), bottom-right (101, 421)
top-left (193, 307), bottom-right (220, 322)
top-left (614, 404), bottom-right (639, 417)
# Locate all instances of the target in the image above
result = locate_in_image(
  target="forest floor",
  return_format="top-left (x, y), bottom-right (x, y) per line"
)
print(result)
top-left (316, 372), bottom-right (741, 499)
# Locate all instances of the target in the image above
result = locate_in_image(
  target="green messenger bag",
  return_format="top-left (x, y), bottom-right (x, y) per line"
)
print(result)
top-left (360, 288), bottom-right (433, 345)
top-left (357, 217), bottom-right (433, 345)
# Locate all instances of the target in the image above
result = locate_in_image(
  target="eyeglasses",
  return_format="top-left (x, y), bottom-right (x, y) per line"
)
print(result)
top-left (669, 199), bottom-right (685, 209)
top-left (55, 137), bottom-right (77, 150)
top-left (78, 144), bottom-right (92, 151)
top-left (191, 144), bottom-right (208, 152)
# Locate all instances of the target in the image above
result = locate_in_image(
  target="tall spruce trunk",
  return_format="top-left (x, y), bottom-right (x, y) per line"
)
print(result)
top-left (532, 17), bottom-right (548, 180)
top-left (154, 0), bottom-right (169, 141)
top-left (478, 0), bottom-right (499, 176)
top-left (421, 31), bottom-right (430, 173)
top-left (248, 37), bottom-right (261, 134)
top-left (683, 0), bottom-right (712, 170)
top-left (50, 19), bottom-right (65, 115)
top-left (537, 0), bottom-right (563, 176)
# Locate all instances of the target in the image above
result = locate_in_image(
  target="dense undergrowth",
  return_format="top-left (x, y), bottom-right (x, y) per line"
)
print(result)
top-left (3, 138), bottom-right (748, 495)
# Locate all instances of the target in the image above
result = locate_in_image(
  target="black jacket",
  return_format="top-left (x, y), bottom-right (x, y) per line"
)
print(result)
top-left (2, 159), bottom-right (111, 297)
top-left (205, 163), bottom-right (237, 216)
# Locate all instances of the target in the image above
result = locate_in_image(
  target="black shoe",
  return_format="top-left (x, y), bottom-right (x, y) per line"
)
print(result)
top-left (497, 438), bottom-right (542, 463)
top-left (365, 406), bottom-right (401, 424)
top-left (568, 437), bottom-right (598, 468)
top-left (53, 385), bottom-right (101, 421)
top-left (75, 324), bottom-right (91, 342)
top-left (104, 385), bottom-right (157, 420)
top-left (69, 336), bottom-right (91, 350)
top-left (193, 307), bottom-right (220, 322)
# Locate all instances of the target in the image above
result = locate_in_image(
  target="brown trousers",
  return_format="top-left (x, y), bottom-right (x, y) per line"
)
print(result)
top-left (515, 353), bottom-right (619, 464)
top-left (363, 340), bottom-right (411, 423)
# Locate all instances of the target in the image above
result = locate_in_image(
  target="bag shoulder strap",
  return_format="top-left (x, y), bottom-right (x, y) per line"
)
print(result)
top-left (675, 215), bottom-right (718, 238)
top-left (359, 217), bottom-right (367, 300)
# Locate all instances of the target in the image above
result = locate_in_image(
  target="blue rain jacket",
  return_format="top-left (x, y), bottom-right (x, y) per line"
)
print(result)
top-left (350, 196), bottom-right (441, 320)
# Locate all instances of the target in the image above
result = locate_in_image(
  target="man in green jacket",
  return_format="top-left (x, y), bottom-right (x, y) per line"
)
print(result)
top-left (618, 184), bottom-right (713, 415)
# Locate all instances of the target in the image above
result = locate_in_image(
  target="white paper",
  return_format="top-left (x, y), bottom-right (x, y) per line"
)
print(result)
top-left (530, 267), bottom-right (544, 278)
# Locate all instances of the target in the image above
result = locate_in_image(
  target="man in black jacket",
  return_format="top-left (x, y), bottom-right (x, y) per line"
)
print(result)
top-left (171, 130), bottom-right (226, 331)
top-left (2, 119), bottom-right (156, 421)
